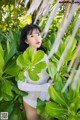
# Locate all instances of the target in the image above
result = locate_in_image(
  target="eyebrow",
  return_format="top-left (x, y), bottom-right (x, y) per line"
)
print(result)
top-left (30, 32), bottom-right (40, 35)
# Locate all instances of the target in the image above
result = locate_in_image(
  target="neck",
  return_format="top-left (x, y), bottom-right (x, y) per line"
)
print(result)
top-left (33, 48), bottom-right (37, 53)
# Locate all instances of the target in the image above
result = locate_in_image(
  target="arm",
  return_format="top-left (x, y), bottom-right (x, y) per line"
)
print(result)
top-left (17, 81), bottom-right (50, 92)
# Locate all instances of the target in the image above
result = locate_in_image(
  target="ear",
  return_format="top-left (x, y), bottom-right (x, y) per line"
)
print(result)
top-left (25, 40), bottom-right (29, 44)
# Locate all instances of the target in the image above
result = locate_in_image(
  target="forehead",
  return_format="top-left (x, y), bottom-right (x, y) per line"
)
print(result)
top-left (28, 28), bottom-right (40, 35)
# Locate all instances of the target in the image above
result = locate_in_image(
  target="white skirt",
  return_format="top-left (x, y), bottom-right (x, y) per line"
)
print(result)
top-left (23, 91), bottom-right (50, 108)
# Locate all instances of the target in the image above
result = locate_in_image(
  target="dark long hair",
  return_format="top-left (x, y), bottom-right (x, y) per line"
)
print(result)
top-left (19, 24), bottom-right (46, 52)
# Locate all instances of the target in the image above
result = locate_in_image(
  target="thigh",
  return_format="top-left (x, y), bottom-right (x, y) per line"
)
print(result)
top-left (23, 101), bottom-right (40, 120)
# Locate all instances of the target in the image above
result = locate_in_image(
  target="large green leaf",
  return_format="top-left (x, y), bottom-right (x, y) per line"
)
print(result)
top-left (76, 111), bottom-right (80, 119)
top-left (6, 40), bottom-right (10, 53)
top-left (17, 54), bottom-right (27, 68)
top-left (0, 43), bottom-right (4, 57)
top-left (4, 60), bottom-right (20, 76)
top-left (34, 61), bottom-right (46, 73)
top-left (50, 55), bottom-right (58, 66)
top-left (23, 47), bottom-right (33, 63)
top-left (0, 90), bottom-right (3, 101)
top-left (36, 98), bottom-right (49, 118)
top-left (50, 33), bottom-right (55, 45)
top-left (32, 50), bottom-right (45, 64)
top-left (54, 73), bottom-right (64, 90)
top-left (12, 83), bottom-right (28, 97)
top-left (16, 47), bottom-right (46, 81)
top-left (0, 53), bottom-right (4, 75)
top-left (65, 38), bottom-right (77, 61)
top-left (17, 71), bottom-right (25, 81)
top-left (48, 86), bottom-right (67, 106)
top-left (1, 80), bottom-right (13, 97)
top-left (9, 103), bottom-right (22, 120)
top-left (0, 101), bottom-right (14, 114)
top-left (48, 62), bottom-right (57, 80)
top-left (28, 70), bottom-right (39, 81)
top-left (56, 40), bottom-right (65, 57)
top-left (2, 93), bottom-right (13, 101)
top-left (4, 40), bottom-right (17, 64)
top-left (54, 73), bottom-right (70, 103)
top-left (0, 53), bottom-right (4, 69)
top-left (72, 95), bottom-right (80, 111)
top-left (0, 102), bottom-right (14, 118)
top-left (45, 102), bottom-right (67, 118)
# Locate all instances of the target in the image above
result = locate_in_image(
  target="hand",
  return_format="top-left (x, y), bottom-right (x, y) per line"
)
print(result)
top-left (48, 80), bottom-right (54, 86)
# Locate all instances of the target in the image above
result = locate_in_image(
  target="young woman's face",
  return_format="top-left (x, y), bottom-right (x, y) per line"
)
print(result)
top-left (25, 29), bottom-right (42, 51)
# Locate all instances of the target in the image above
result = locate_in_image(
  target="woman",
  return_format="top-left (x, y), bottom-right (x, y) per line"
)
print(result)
top-left (17, 24), bottom-right (51, 120)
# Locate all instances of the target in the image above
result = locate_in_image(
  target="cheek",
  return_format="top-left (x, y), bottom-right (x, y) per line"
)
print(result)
top-left (26, 37), bottom-right (31, 44)
top-left (39, 36), bottom-right (42, 41)
top-left (27, 39), bottom-right (35, 46)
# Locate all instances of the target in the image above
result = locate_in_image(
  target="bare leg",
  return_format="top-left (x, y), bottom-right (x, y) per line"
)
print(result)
top-left (23, 101), bottom-right (40, 120)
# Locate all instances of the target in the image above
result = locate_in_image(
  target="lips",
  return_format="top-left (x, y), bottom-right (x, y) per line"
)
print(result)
top-left (36, 42), bottom-right (40, 44)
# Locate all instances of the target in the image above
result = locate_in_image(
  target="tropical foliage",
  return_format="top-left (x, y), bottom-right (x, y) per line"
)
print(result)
top-left (0, 0), bottom-right (80, 120)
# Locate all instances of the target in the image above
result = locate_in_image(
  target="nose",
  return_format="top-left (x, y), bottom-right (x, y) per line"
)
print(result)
top-left (35, 36), bottom-right (39, 41)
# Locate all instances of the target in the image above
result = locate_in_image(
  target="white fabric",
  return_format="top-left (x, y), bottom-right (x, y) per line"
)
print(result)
top-left (17, 54), bottom-right (50, 108)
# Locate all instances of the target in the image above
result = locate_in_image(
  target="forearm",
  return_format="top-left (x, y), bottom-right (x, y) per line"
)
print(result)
top-left (17, 81), bottom-right (50, 92)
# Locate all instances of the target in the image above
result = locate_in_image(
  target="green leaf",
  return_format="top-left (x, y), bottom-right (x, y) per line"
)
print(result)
top-left (54, 73), bottom-right (70, 103)
top-left (64, 35), bottom-right (71, 45)
top-left (28, 70), bottom-right (39, 81)
top-left (5, 65), bottom-right (20, 76)
top-left (76, 111), bottom-right (80, 119)
top-left (48, 62), bottom-right (57, 80)
top-left (0, 101), bottom-right (14, 118)
top-left (0, 101), bottom-right (14, 113)
top-left (2, 93), bottom-right (13, 101)
top-left (16, 47), bottom-right (46, 82)
top-left (0, 53), bottom-right (4, 68)
top-left (42, 39), bottom-right (51, 51)
top-left (1, 80), bottom-right (13, 97)
top-left (9, 29), bottom-right (14, 41)
top-left (9, 102), bottom-right (26, 120)
top-left (34, 61), bottom-right (46, 73)
top-left (48, 86), bottom-right (67, 106)
top-left (4, 41), bottom-right (17, 64)
top-left (23, 46), bottom-right (33, 63)
top-left (35, 61), bottom-right (46, 69)
top-left (32, 50), bottom-right (44, 64)
top-left (36, 98), bottom-right (49, 118)
top-left (6, 40), bottom-right (10, 53)
top-left (65, 38), bottom-right (76, 61)
top-left (0, 43), bottom-right (4, 57)
top-left (12, 84), bottom-right (28, 97)
top-left (17, 71), bottom-right (25, 81)
top-left (73, 95), bottom-right (80, 111)
top-left (56, 40), bottom-right (65, 57)
top-left (54, 73), bottom-right (64, 90)
top-left (51, 55), bottom-right (58, 65)
top-left (45, 102), bottom-right (67, 118)
top-left (17, 54), bottom-right (27, 68)
top-left (69, 102), bottom-right (76, 112)
top-left (0, 90), bottom-right (3, 101)
top-left (50, 33), bottom-right (55, 45)
top-left (0, 53), bottom-right (4, 75)
top-left (5, 60), bottom-right (20, 76)
top-left (9, 103), bottom-right (19, 120)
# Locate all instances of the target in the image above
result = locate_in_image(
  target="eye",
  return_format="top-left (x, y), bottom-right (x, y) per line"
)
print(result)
top-left (38, 33), bottom-right (41, 36)
top-left (31, 35), bottom-right (34, 37)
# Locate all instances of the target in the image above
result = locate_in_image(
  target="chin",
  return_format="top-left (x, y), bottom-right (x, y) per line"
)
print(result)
top-left (36, 44), bottom-right (41, 48)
